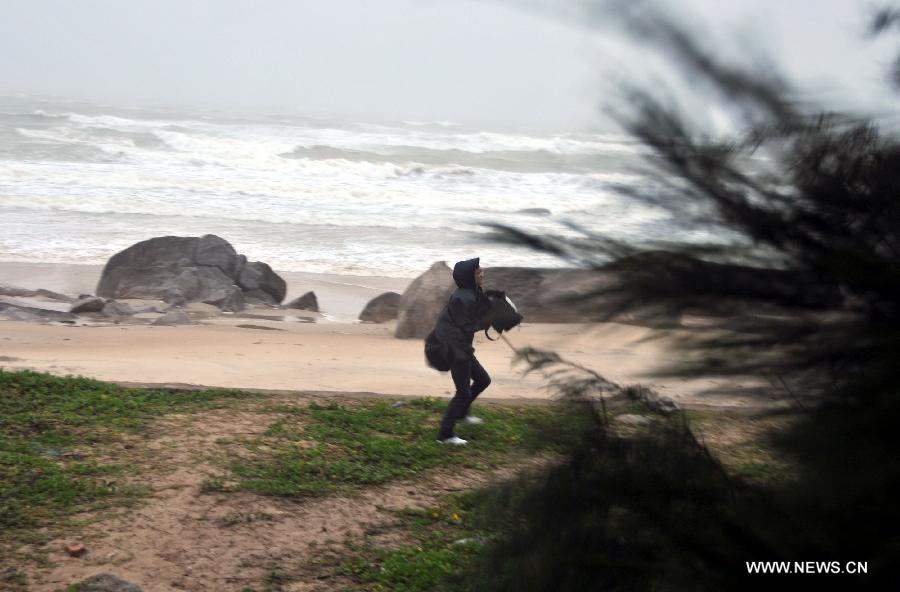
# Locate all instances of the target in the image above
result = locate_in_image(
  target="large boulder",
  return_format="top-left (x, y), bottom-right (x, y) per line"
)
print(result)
top-left (96, 235), bottom-right (285, 310)
top-left (481, 267), bottom-right (616, 324)
top-left (359, 292), bottom-right (401, 323)
top-left (394, 253), bottom-right (847, 339)
top-left (395, 262), bottom-right (456, 339)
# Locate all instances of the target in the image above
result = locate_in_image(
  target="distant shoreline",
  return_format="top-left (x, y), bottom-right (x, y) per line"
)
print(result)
top-left (0, 260), bottom-right (411, 322)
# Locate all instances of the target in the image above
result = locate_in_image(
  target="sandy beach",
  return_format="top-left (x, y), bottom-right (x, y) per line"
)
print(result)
top-left (0, 261), bottom-right (771, 409)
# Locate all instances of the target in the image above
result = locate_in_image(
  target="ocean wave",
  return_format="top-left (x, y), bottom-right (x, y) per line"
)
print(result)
top-left (14, 126), bottom-right (170, 161)
top-left (0, 182), bottom-right (623, 234)
top-left (6, 105), bottom-right (644, 175)
top-left (0, 197), bottom-right (466, 231)
top-left (26, 109), bottom-right (69, 121)
top-left (281, 143), bottom-right (639, 175)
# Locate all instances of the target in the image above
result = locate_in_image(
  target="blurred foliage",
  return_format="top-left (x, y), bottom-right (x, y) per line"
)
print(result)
top-left (467, 2), bottom-right (900, 589)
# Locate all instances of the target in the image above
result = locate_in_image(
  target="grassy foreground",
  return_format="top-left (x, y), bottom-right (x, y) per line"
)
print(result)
top-left (204, 397), bottom-right (573, 498)
top-left (0, 369), bottom-right (247, 535)
top-left (1, 369), bottom-right (792, 592)
top-left (0, 369), bottom-right (572, 591)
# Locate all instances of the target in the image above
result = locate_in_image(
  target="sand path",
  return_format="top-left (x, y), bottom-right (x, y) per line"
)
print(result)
top-left (0, 318), bottom-right (771, 409)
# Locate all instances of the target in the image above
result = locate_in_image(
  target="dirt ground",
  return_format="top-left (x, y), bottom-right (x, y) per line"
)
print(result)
top-left (15, 395), bottom-right (548, 592)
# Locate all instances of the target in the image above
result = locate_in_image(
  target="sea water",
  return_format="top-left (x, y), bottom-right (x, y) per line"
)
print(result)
top-left (0, 95), bottom-right (685, 278)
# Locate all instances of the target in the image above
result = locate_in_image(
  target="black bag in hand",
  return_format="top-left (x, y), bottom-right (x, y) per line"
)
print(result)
top-left (480, 289), bottom-right (523, 339)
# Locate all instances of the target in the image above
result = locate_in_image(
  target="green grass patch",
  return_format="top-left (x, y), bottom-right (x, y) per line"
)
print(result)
top-left (682, 409), bottom-right (796, 485)
top-left (208, 398), bottom-right (572, 498)
top-left (320, 493), bottom-right (484, 592)
top-left (307, 403), bottom-right (798, 592)
top-left (0, 369), bottom-right (250, 534)
top-left (0, 566), bottom-right (29, 592)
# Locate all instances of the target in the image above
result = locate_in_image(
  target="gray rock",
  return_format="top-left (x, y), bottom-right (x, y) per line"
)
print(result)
top-left (0, 285), bottom-right (74, 302)
top-left (152, 309), bottom-right (194, 326)
top-left (395, 263), bottom-right (622, 339)
top-left (101, 301), bottom-right (136, 317)
top-left (96, 234), bottom-right (286, 310)
top-left (70, 296), bottom-right (106, 314)
top-left (129, 304), bottom-right (163, 314)
top-left (34, 288), bottom-right (76, 303)
top-left (394, 258), bottom-right (722, 339)
top-left (287, 291), bottom-right (319, 312)
top-left (616, 414), bottom-right (652, 426)
top-left (0, 302), bottom-right (77, 323)
top-left (395, 262), bottom-right (456, 339)
top-left (481, 267), bottom-right (619, 324)
top-left (0, 285), bottom-right (32, 298)
top-left (243, 290), bottom-right (280, 306)
top-left (193, 234), bottom-right (240, 276)
top-left (390, 400), bottom-right (407, 408)
top-left (237, 261), bottom-right (287, 304)
top-left (202, 286), bottom-right (245, 312)
top-left (236, 324), bottom-right (284, 331)
top-left (73, 573), bottom-right (143, 592)
top-left (395, 252), bottom-right (831, 339)
top-left (359, 291), bottom-right (401, 323)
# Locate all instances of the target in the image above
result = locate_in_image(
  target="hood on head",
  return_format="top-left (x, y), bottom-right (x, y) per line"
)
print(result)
top-left (452, 258), bottom-right (480, 289)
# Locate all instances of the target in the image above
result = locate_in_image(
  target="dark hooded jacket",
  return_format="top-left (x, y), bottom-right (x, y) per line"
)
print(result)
top-left (425, 258), bottom-right (492, 371)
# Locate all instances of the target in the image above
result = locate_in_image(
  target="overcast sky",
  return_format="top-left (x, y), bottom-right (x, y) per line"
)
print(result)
top-left (0, 0), bottom-right (894, 129)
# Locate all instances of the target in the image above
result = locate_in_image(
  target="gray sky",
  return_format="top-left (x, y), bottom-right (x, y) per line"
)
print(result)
top-left (0, 0), bottom-right (894, 129)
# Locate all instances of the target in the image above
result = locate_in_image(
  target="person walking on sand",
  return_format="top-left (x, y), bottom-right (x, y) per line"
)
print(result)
top-left (428, 258), bottom-right (492, 445)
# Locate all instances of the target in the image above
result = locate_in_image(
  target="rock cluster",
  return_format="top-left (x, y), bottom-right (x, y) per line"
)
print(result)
top-left (394, 262), bottom-right (618, 339)
top-left (96, 235), bottom-right (286, 311)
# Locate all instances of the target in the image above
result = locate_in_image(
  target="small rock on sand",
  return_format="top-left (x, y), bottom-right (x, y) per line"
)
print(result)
top-left (102, 301), bottom-right (136, 317)
top-left (70, 296), bottom-right (106, 314)
top-left (153, 309), bottom-right (194, 326)
top-left (287, 291), bottom-right (319, 312)
top-left (73, 573), bottom-right (143, 592)
top-left (64, 542), bottom-right (87, 557)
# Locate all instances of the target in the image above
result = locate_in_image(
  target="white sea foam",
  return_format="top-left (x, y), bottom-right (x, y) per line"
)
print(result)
top-left (0, 97), bottom-right (680, 276)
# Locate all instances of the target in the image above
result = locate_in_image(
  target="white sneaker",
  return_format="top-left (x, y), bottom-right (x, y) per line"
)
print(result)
top-left (437, 436), bottom-right (468, 445)
top-left (461, 416), bottom-right (483, 425)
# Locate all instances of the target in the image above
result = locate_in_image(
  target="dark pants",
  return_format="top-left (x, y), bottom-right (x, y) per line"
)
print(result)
top-left (438, 356), bottom-right (491, 439)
